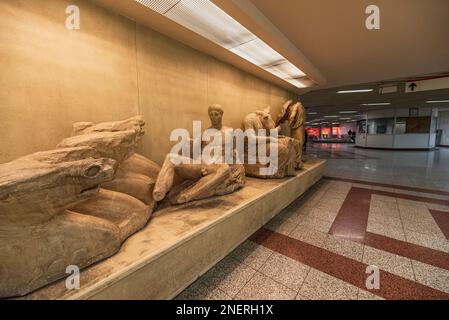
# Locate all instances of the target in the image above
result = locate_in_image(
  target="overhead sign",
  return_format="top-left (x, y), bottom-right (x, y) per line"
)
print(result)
top-left (405, 76), bottom-right (449, 93)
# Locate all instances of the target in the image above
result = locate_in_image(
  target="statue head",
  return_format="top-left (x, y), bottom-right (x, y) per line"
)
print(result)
top-left (208, 104), bottom-right (224, 129)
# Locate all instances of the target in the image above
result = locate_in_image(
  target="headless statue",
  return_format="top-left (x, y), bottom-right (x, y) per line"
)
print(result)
top-left (276, 100), bottom-right (306, 169)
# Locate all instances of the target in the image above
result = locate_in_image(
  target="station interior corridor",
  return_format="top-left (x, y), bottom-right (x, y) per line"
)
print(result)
top-left (177, 144), bottom-right (449, 300)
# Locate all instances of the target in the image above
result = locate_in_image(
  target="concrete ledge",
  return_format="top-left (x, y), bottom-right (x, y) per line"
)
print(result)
top-left (24, 158), bottom-right (326, 300)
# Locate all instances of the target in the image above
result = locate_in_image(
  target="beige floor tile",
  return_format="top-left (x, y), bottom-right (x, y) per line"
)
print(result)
top-left (397, 198), bottom-right (429, 208)
top-left (296, 215), bottom-right (334, 233)
top-left (398, 205), bottom-right (434, 223)
top-left (404, 230), bottom-right (449, 253)
top-left (402, 219), bottom-right (445, 238)
top-left (357, 289), bottom-right (385, 300)
top-left (290, 224), bottom-right (328, 247)
top-left (412, 260), bottom-right (449, 294)
top-left (369, 205), bottom-right (401, 219)
top-left (235, 272), bottom-right (297, 300)
top-left (371, 194), bottom-right (397, 204)
top-left (176, 280), bottom-right (232, 300)
top-left (259, 252), bottom-right (310, 291)
top-left (306, 208), bottom-right (339, 223)
top-left (230, 240), bottom-right (274, 270)
top-left (323, 235), bottom-right (365, 261)
top-left (264, 216), bottom-right (298, 236)
top-left (370, 200), bottom-right (399, 211)
top-left (298, 269), bottom-right (359, 300)
top-left (368, 214), bottom-right (403, 229)
top-left (314, 200), bottom-right (344, 213)
top-left (362, 246), bottom-right (415, 281)
top-left (200, 256), bottom-right (257, 297)
top-left (367, 221), bottom-right (406, 241)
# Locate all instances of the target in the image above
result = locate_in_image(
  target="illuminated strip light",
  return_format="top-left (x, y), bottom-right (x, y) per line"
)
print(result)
top-left (135, 0), bottom-right (311, 88)
top-left (360, 103), bottom-right (391, 106)
top-left (337, 89), bottom-right (373, 94)
top-left (426, 100), bottom-right (449, 103)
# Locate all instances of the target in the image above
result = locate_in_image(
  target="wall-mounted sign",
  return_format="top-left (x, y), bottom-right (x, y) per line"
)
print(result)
top-left (405, 76), bottom-right (449, 93)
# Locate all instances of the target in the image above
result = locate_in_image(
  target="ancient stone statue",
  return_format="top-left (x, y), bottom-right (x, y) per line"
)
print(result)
top-left (59, 116), bottom-right (161, 207)
top-left (242, 107), bottom-right (299, 178)
top-left (153, 105), bottom-right (245, 204)
top-left (0, 116), bottom-right (160, 298)
top-left (276, 100), bottom-right (306, 169)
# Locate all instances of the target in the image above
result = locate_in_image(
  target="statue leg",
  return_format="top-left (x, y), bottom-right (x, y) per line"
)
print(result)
top-left (153, 154), bottom-right (193, 201)
top-left (170, 164), bottom-right (231, 204)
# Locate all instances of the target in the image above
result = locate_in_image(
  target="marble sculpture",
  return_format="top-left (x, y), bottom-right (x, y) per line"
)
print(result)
top-left (0, 116), bottom-right (160, 298)
top-left (276, 100), bottom-right (306, 169)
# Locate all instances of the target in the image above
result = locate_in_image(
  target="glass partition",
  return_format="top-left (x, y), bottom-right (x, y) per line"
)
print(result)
top-left (367, 118), bottom-right (394, 134)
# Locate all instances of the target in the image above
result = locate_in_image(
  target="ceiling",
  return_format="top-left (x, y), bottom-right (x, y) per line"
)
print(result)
top-left (300, 79), bottom-right (449, 123)
top-left (95, 0), bottom-right (449, 121)
top-left (250, 0), bottom-right (449, 123)
top-left (252, 0), bottom-right (449, 89)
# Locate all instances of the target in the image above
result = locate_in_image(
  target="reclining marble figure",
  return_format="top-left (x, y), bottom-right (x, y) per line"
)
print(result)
top-left (276, 100), bottom-right (306, 169)
top-left (242, 107), bottom-right (299, 178)
top-left (153, 105), bottom-right (245, 204)
top-left (0, 116), bottom-right (160, 298)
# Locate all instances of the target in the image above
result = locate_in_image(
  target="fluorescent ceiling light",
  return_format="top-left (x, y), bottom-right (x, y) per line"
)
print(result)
top-left (264, 61), bottom-right (305, 79)
top-left (426, 100), bottom-right (449, 103)
top-left (230, 38), bottom-right (284, 67)
top-left (307, 112), bottom-right (318, 115)
top-left (324, 115), bottom-right (338, 118)
top-left (164, 0), bottom-right (256, 49)
top-left (360, 103), bottom-right (391, 106)
top-left (135, 0), bottom-right (179, 14)
top-left (337, 89), bottom-right (373, 94)
top-left (285, 78), bottom-right (309, 89)
top-left (339, 111), bottom-right (357, 114)
top-left (340, 118), bottom-right (352, 120)
top-left (135, 0), bottom-right (309, 89)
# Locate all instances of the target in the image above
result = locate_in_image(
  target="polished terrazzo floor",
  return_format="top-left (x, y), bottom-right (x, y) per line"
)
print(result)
top-left (176, 144), bottom-right (449, 300)
top-left (308, 143), bottom-right (449, 191)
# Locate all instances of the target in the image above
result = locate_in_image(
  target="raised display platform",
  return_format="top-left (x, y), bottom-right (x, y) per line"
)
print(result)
top-left (23, 158), bottom-right (325, 300)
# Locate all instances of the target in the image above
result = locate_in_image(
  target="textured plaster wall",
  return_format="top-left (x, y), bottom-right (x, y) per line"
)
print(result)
top-left (0, 0), bottom-right (295, 164)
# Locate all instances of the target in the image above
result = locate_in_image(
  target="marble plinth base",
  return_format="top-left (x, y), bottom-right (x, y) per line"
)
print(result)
top-left (23, 158), bottom-right (325, 300)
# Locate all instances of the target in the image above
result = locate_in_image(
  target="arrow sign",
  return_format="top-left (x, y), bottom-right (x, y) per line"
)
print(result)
top-left (408, 83), bottom-right (417, 92)
top-left (406, 76), bottom-right (449, 93)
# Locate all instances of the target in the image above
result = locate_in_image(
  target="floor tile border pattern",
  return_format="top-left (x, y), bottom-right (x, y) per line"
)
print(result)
top-left (430, 210), bottom-right (449, 240)
top-left (328, 187), bottom-right (449, 271)
top-left (324, 176), bottom-right (449, 197)
top-left (251, 228), bottom-right (449, 300)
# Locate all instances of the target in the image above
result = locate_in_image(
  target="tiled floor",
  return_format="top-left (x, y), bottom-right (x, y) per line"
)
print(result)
top-left (176, 144), bottom-right (449, 300)
top-left (308, 143), bottom-right (449, 191)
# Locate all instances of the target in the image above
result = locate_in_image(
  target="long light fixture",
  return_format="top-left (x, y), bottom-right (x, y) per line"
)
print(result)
top-left (360, 103), bottom-right (391, 106)
top-left (135, 0), bottom-right (311, 88)
top-left (339, 111), bottom-right (357, 114)
top-left (337, 89), bottom-right (373, 94)
top-left (426, 100), bottom-right (449, 103)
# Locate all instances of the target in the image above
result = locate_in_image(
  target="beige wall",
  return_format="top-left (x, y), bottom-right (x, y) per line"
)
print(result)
top-left (0, 0), bottom-right (295, 165)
